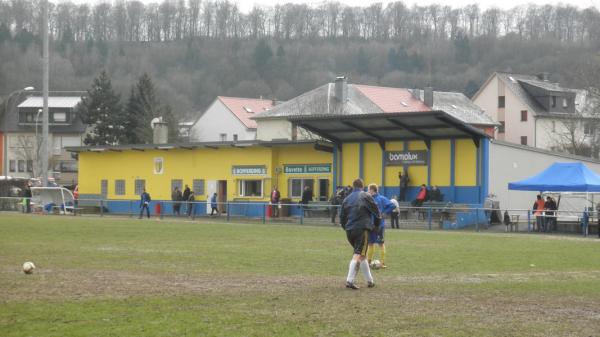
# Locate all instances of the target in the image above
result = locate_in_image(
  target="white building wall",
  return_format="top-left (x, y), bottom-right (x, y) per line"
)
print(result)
top-left (536, 118), bottom-right (592, 151)
top-left (503, 86), bottom-right (536, 146)
top-left (190, 100), bottom-right (256, 142)
top-left (256, 119), bottom-right (316, 141)
top-left (473, 74), bottom-right (500, 122)
top-left (489, 140), bottom-right (600, 212)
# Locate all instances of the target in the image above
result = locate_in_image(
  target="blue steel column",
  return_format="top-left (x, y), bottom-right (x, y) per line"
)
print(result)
top-left (450, 139), bottom-right (456, 202)
top-left (480, 138), bottom-right (490, 205)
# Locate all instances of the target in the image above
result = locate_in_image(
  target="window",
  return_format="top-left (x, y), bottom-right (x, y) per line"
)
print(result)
top-left (115, 180), bottom-right (126, 195)
top-left (551, 96), bottom-right (557, 108)
top-left (27, 160), bottom-right (33, 173)
top-left (238, 179), bottom-right (263, 197)
top-left (9, 160), bottom-right (16, 172)
top-left (289, 178), bottom-right (314, 198)
top-left (171, 179), bottom-right (183, 192)
top-left (53, 112), bottom-right (67, 122)
top-left (101, 180), bottom-right (108, 198)
top-left (498, 96), bottom-right (505, 108)
top-left (520, 110), bottom-right (528, 122)
top-left (233, 134), bottom-right (238, 141)
top-left (193, 179), bottom-right (205, 195)
top-left (135, 179), bottom-right (146, 195)
top-left (220, 133), bottom-right (227, 141)
top-left (520, 136), bottom-right (528, 145)
top-left (18, 160), bottom-right (25, 172)
top-left (584, 122), bottom-right (594, 136)
top-left (562, 98), bottom-right (568, 108)
top-left (498, 121), bottom-right (505, 133)
top-left (58, 161), bottom-right (78, 172)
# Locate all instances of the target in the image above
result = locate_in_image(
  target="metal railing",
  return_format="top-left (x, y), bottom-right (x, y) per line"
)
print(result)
top-left (1, 196), bottom-right (598, 237)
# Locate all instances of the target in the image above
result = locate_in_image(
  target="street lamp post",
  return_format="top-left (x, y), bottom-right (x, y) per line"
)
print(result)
top-left (2, 86), bottom-right (35, 176)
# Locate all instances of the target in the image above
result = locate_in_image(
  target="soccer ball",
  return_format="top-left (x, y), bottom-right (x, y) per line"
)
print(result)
top-left (370, 259), bottom-right (382, 270)
top-left (22, 262), bottom-right (35, 274)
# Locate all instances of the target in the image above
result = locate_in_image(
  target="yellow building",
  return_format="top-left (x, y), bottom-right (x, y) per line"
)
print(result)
top-left (71, 110), bottom-right (489, 217)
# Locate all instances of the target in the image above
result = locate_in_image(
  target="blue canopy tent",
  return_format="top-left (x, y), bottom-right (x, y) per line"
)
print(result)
top-left (508, 162), bottom-right (600, 236)
top-left (508, 162), bottom-right (600, 192)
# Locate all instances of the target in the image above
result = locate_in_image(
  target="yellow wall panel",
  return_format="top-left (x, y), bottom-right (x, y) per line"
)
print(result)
top-left (341, 143), bottom-right (359, 186)
top-left (383, 141), bottom-right (406, 186)
top-left (274, 145), bottom-right (333, 201)
top-left (407, 141), bottom-right (427, 186)
top-left (363, 142), bottom-right (382, 186)
top-left (455, 139), bottom-right (477, 186)
top-left (430, 140), bottom-right (451, 186)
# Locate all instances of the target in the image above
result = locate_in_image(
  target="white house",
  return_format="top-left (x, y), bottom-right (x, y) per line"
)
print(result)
top-left (1, 94), bottom-right (85, 185)
top-left (472, 72), bottom-right (599, 157)
top-left (190, 96), bottom-right (274, 142)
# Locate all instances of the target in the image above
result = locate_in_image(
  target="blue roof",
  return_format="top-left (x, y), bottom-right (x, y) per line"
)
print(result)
top-left (508, 162), bottom-right (600, 192)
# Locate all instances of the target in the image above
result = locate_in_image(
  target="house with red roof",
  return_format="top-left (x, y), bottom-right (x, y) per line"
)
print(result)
top-left (190, 96), bottom-right (274, 142)
top-left (253, 77), bottom-right (497, 141)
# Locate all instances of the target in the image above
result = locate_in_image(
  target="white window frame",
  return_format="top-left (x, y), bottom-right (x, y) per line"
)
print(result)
top-left (238, 179), bottom-right (263, 197)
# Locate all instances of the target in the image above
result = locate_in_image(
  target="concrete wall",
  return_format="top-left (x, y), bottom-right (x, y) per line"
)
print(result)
top-left (191, 100), bottom-right (256, 142)
top-left (488, 140), bottom-right (600, 211)
top-left (255, 119), bottom-right (314, 141)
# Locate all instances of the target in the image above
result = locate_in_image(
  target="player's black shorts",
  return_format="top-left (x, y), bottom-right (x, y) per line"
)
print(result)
top-left (346, 228), bottom-right (369, 256)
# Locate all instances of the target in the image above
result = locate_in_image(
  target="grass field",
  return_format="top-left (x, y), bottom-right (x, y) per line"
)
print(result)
top-left (1, 213), bottom-right (599, 337)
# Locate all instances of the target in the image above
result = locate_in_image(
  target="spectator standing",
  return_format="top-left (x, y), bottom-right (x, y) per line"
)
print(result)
top-left (24, 184), bottom-right (32, 213)
top-left (398, 172), bottom-right (409, 202)
top-left (330, 186), bottom-right (343, 225)
top-left (139, 189), bottom-right (151, 219)
top-left (182, 185), bottom-right (191, 216)
top-left (390, 196), bottom-right (400, 229)
top-left (533, 195), bottom-right (545, 232)
top-left (340, 178), bottom-right (381, 289)
top-left (301, 185), bottom-right (313, 215)
top-left (187, 191), bottom-right (195, 217)
top-left (210, 192), bottom-right (219, 216)
top-left (544, 196), bottom-right (557, 232)
top-left (172, 187), bottom-right (182, 216)
top-left (270, 187), bottom-right (281, 217)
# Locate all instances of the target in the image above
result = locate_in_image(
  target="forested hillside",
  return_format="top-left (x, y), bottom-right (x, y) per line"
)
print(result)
top-left (1, 0), bottom-right (599, 120)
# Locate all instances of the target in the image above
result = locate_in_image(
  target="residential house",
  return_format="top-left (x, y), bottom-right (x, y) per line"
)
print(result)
top-left (1, 93), bottom-right (86, 185)
top-left (253, 77), bottom-right (497, 141)
top-left (190, 96), bottom-right (274, 142)
top-left (472, 72), bottom-right (599, 157)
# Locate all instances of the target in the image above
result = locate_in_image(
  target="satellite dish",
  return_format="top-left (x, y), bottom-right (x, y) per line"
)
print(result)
top-left (150, 117), bottom-right (162, 129)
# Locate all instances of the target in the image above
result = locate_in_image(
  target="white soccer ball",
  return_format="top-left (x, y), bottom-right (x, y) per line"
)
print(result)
top-left (23, 262), bottom-right (35, 274)
top-left (370, 259), bottom-right (382, 270)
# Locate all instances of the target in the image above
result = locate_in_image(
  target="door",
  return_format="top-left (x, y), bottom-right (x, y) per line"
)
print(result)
top-left (318, 179), bottom-right (329, 201)
top-left (206, 180), bottom-right (217, 214)
top-left (218, 180), bottom-right (227, 213)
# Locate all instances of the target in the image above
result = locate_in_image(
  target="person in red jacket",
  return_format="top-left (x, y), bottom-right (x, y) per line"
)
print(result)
top-left (412, 184), bottom-right (428, 207)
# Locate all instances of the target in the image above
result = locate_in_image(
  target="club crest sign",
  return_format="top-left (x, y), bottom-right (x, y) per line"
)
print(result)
top-left (384, 151), bottom-right (428, 166)
top-left (154, 157), bottom-right (164, 174)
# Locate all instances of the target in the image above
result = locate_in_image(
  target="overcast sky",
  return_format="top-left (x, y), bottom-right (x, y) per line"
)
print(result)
top-left (63, 0), bottom-right (600, 12)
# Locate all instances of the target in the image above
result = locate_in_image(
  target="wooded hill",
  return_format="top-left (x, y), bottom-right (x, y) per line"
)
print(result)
top-left (1, 1), bottom-right (599, 120)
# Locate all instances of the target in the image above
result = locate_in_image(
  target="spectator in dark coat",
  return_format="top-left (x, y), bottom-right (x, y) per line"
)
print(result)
top-left (210, 193), bottom-right (219, 216)
top-left (398, 172), bottom-right (409, 202)
top-left (270, 187), bottom-right (281, 217)
top-left (187, 191), bottom-right (195, 217)
top-left (138, 189), bottom-right (151, 219)
top-left (544, 196), bottom-right (557, 232)
top-left (172, 187), bottom-right (182, 216)
top-left (182, 185), bottom-right (191, 215)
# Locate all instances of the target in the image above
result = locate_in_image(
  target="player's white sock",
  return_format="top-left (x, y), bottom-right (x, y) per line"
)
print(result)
top-left (347, 260), bottom-right (358, 283)
top-left (360, 259), bottom-right (373, 283)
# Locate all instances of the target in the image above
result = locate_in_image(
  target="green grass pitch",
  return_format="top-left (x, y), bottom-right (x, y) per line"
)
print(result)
top-left (1, 213), bottom-right (599, 336)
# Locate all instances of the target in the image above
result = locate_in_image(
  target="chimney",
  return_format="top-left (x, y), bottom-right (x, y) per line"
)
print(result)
top-left (152, 117), bottom-right (169, 144)
top-left (536, 72), bottom-right (549, 81)
top-left (424, 87), bottom-right (434, 107)
top-left (334, 76), bottom-right (347, 103)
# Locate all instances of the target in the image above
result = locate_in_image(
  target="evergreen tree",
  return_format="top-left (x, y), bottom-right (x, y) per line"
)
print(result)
top-left (78, 70), bottom-right (125, 145)
top-left (125, 73), bottom-right (178, 144)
